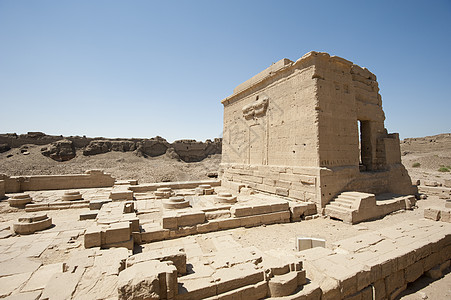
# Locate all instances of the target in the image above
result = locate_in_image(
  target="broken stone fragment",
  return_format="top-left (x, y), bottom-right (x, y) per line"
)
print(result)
top-left (117, 260), bottom-right (177, 300)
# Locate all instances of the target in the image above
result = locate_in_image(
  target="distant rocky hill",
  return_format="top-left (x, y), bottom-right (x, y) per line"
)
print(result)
top-left (0, 132), bottom-right (221, 163)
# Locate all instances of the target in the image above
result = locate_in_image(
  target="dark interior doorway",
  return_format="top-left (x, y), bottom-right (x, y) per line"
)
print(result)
top-left (358, 120), bottom-right (372, 171)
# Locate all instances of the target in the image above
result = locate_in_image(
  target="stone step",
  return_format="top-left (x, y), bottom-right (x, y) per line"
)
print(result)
top-left (334, 198), bottom-right (355, 205)
top-left (330, 201), bottom-right (353, 209)
top-left (326, 203), bottom-right (354, 213)
top-left (324, 206), bottom-right (353, 223)
top-left (336, 194), bottom-right (358, 202)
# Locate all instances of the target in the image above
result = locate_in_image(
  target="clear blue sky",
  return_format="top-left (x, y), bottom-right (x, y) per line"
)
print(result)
top-left (1, 0), bottom-right (450, 141)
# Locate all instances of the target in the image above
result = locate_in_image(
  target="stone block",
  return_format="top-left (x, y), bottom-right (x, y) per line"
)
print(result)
top-left (177, 276), bottom-right (216, 300)
top-left (384, 269), bottom-right (405, 295)
top-left (162, 213), bottom-right (178, 229)
top-left (309, 255), bottom-right (360, 298)
top-left (405, 260), bottom-right (424, 283)
top-left (222, 180), bottom-right (246, 193)
top-left (423, 251), bottom-right (441, 271)
top-left (440, 209), bottom-right (451, 222)
top-left (440, 260), bottom-right (450, 272)
top-left (276, 187), bottom-right (289, 197)
top-left (249, 203), bottom-right (272, 215)
top-left (103, 237), bottom-right (134, 250)
top-left (104, 222), bottom-right (131, 244)
top-left (216, 218), bottom-right (240, 230)
top-left (122, 215), bottom-right (140, 232)
top-left (214, 281), bottom-right (268, 300)
top-left (212, 264), bottom-right (265, 295)
top-left (40, 267), bottom-right (84, 300)
top-left (127, 247), bottom-right (187, 275)
top-left (268, 271), bottom-right (299, 297)
top-left (289, 189), bottom-right (305, 200)
top-left (177, 211), bottom-right (205, 227)
top-left (22, 262), bottom-right (63, 292)
top-left (424, 207), bottom-right (441, 221)
top-left (0, 180), bottom-right (4, 199)
top-left (296, 237), bottom-right (312, 251)
top-left (260, 211), bottom-right (291, 225)
top-left (141, 228), bottom-right (169, 243)
top-left (118, 260), bottom-right (177, 300)
top-left (263, 177), bottom-right (276, 186)
top-left (311, 238), bottom-right (326, 248)
top-left (297, 269), bottom-right (306, 286)
top-left (275, 180), bottom-right (291, 189)
top-left (424, 265), bottom-right (442, 280)
top-left (170, 226), bottom-right (198, 238)
top-left (239, 215), bottom-right (262, 227)
top-left (373, 279), bottom-right (386, 300)
top-left (255, 183), bottom-right (277, 194)
top-left (196, 221), bottom-right (219, 233)
top-left (270, 201), bottom-right (290, 212)
top-left (205, 210), bottom-right (231, 220)
top-left (230, 206), bottom-right (254, 218)
top-left (289, 202), bottom-right (308, 221)
top-left (239, 187), bottom-right (254, 195)
top-left (110, 190), bottom-right (134, 201)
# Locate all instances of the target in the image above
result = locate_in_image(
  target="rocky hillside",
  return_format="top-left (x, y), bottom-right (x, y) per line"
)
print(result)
top-left (0, 132), bottom-right (221, 163)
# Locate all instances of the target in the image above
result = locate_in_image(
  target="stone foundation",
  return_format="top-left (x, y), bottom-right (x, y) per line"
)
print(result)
top-left (13, 213), bottom-right (52, 235)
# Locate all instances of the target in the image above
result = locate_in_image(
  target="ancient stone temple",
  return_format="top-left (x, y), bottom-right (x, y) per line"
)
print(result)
top-left (220, 51), bottom-right (416, 209)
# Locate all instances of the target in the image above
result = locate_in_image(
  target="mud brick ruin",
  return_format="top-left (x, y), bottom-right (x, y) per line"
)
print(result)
top-left (0, 51), bottom-right (449, 300)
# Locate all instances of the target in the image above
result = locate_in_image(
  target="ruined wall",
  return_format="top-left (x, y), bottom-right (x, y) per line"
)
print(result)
top-left (0, 180), bottom-right (5, 199)
top-left (0, 170), bottom-right (115, 193)
top-left (0, 132), bottom-right (91, 149)
top-left (0, 133), bottom-right (221, 162)
top-left (221, 51), bottom-right (415, 208)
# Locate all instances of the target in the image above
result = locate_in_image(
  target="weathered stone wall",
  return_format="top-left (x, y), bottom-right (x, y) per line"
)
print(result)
top-left (0, 132), bottom-right (221, 162)
top-left (221, 51), bottom-right (415, 208)
top-left (0, 180), bottom-right (5, 199)
top-left (221, 55), bottom-right (321, 204)
top-left (0, 170), bottom-right (115, 193)
top-left (0, 132), bottom-right (91, 149)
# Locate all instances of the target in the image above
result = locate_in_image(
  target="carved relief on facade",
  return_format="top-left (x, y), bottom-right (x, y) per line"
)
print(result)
top-left (242, 95), bottom-right (268, 120)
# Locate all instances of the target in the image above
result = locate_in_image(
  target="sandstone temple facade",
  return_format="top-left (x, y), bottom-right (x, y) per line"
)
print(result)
top-left (220, 51), bottom-right (416, 209)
